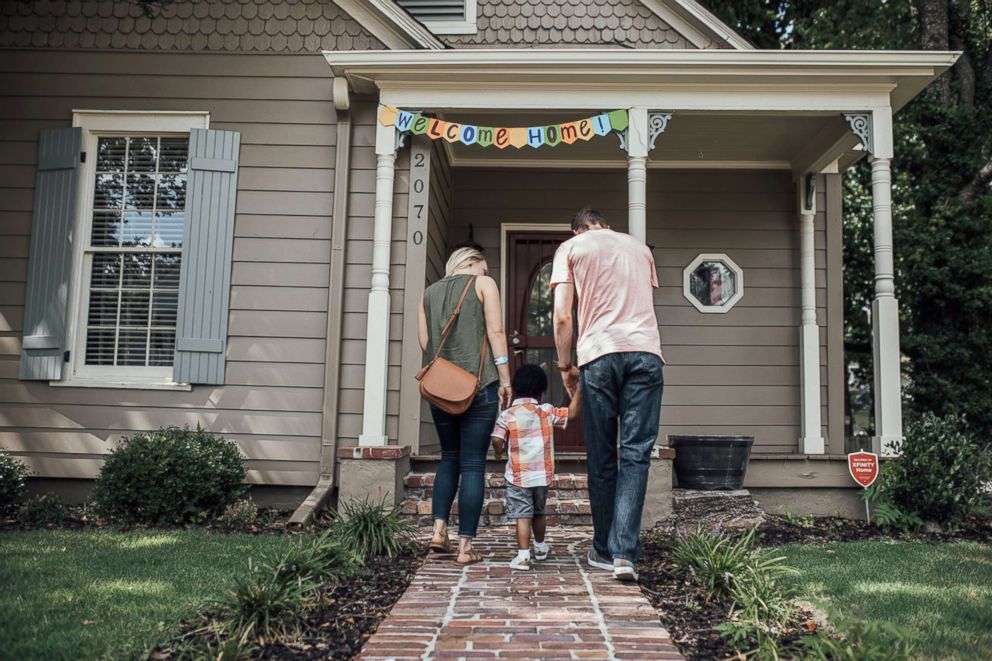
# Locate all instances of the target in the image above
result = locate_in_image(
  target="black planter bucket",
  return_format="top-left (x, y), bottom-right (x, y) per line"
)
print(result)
top-left (670, 435), bottom-right (754, 490)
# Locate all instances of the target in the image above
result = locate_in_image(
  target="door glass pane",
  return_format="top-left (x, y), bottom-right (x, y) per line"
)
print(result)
top-left (526, 261), bottom-right (553, 336)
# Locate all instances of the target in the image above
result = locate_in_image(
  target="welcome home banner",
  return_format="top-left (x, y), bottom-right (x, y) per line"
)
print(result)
top-left (378, 106), bottom-right (629, 149)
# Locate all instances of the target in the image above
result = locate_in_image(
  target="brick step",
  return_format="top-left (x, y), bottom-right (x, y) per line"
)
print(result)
top-left (401, 471), bottom-right (593, 527)
top-left (405, 471), bottom-right (589, 490)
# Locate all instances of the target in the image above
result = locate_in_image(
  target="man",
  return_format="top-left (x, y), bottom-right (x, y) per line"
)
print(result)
top-left (550, 207), bottom-right (664, 582)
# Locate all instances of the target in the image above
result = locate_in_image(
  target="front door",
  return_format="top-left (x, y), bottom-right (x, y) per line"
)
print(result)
top-left (506, 231), bottom-right (584, 453)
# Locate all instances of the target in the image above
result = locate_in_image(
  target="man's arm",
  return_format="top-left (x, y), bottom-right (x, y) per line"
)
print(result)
top-left (553, 283), bottom-right (580, 395)
top-left (566, 388), bottom-right (582, 421)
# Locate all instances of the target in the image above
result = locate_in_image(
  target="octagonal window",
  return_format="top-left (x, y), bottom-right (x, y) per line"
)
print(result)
top-left (683, 253), bottom-right (744, 313)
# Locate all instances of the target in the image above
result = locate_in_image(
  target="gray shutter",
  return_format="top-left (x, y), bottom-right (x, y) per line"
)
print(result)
top-left (20, 127), bottom-right (82, 381)
top-left (173, 129), bottom-right (241, 385)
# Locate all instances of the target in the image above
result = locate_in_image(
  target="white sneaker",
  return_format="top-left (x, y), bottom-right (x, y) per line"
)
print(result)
top-left (509, 555), bottom-right (531, 571)
top-left (613, 560), bottom-right (639, 582)
top-left (534, 543), bottom-right (550, 561)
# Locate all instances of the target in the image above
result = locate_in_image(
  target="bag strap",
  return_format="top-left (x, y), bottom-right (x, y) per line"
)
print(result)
top-left (432, 275), bottom-right (477, 361)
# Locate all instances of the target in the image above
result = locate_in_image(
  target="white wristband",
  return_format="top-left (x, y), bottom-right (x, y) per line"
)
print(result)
top-left (494, 356), bottom-right (508, 366)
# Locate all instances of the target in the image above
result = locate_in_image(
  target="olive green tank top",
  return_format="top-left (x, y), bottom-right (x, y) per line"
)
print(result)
top-left (423, 274), bottom-right (499, 389)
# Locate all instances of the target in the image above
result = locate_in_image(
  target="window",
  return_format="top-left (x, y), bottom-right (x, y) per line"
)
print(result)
top-left (62, 111), bottom-right (209, 389)
top-left (395, 0), bottom-right (477, 35)
top-left (683, 253), bottom-right (744, 313)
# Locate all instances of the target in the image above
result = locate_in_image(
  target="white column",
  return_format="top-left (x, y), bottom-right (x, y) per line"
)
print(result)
top-left (359, 118), bottom-right (398, 446)
top-left (869, 152), bottom-right (903, 456)
top-left (798, 176), bottom-right (825, 453)
top-left (867, 107), bottom-right (902, 456)
top-left (627, 107), bottom-right (649, 242)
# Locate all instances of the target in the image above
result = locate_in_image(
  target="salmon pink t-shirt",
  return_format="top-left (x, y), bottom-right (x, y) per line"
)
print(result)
top-left (550, 228), bottom-right (662, 367)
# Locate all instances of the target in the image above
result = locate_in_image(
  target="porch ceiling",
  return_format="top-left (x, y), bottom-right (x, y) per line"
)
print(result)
top-left (437, 111), bottom-right (848, 170)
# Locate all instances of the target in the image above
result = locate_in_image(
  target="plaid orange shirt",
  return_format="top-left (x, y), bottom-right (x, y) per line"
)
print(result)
top-left (492, 397), bottom-right (569, 487)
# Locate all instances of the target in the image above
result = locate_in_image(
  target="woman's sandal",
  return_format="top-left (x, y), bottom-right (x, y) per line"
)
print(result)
top-left (455, 550), bottom-right (484, 566)
top-left (429, 536), bottom-right (455, 554)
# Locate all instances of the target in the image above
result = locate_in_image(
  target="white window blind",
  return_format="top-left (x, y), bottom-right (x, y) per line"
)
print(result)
top-left (395, 0), bottom-right (465, 22)
top-left (83, 136), bottom-right (187, 367)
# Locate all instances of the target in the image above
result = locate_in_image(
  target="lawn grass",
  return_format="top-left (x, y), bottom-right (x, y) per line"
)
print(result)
top-left (777, 540), bottom-right (992, 660)
top-left (0, 528), bottom-right (302, 660)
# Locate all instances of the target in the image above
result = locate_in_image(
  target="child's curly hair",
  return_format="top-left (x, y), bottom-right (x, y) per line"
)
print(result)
top-left (512, 364), bottom-right (548, 400)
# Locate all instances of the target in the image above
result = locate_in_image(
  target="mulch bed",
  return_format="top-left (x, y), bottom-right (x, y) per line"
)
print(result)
top-left (638, 514), bottom-right (992, 660)
top-left (0, 506), bottom-right (330, 534)
top-left (757, 513), bottom-right (992, 547)
top-left (157, 547), bottom-right (425, 661)
top-left (246, 549), bottom-right (424, 660)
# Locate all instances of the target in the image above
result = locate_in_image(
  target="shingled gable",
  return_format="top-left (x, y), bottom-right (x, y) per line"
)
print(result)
top-left (338, 0), bottom-right (752, 50)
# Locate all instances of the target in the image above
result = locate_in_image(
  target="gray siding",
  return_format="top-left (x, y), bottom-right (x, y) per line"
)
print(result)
top-left (448, 168), bottom-right (833, 454)
top-left (0, 50), bottom-right (338, 485)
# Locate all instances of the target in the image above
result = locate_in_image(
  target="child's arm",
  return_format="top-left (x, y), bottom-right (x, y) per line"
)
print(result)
top-left (491, 436), bottom-right (506, 461)
top-left (567, 388), bottom-right (582, 420)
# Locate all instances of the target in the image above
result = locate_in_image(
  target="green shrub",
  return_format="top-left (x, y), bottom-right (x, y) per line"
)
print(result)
top-left (867, 413), bottom-right (991, 527)
top-left (92, 426), bottom-right (246, 525)
top-left (211, 564), bottom-right (310, 642)
top-left (18, 493), bottom-right (66, 525)
top-left (216, 498), bottom-right (259, 530)
top-left (0, 449), bottom-right (30, 516)
top-left (334, 497), bottom-right (417, 560)
top-left (675, 528), bottom-right (799, 659)
top-left (264, 531), bottom-right (361, 586)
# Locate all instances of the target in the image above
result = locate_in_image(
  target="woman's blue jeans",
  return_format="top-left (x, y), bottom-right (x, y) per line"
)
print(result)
top-left (430, 381), bottom-right (499, 538)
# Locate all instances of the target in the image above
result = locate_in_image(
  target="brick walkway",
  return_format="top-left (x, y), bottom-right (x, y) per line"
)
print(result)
top-left (360, 527), bottom-right (683, 660)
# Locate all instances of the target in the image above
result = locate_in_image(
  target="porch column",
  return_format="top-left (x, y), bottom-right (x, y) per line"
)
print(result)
top-left (798, 174), bottom-right (825, 453)
top-left (358, 116), bottom-right (399, 446)
top-left (868, 107), bottom-right (902, 456)
top-left (626, 107), bottom-right (649, 242)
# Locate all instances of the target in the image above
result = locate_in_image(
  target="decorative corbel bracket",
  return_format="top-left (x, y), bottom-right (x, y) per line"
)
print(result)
top-left (843, 113), bottom-right (873, 155)
top-left (648, 112), bottom-right (672, 151)
top-left (614, 128), bottom-right (629, 153)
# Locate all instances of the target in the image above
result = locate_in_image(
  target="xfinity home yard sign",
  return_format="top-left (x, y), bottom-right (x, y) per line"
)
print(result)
top-left (847, 451), bottom-right (879, 488)
top-left (848, 451), bottom-right (879, 523)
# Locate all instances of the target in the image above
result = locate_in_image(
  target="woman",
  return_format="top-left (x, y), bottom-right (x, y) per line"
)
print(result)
top-left (418, 247), bottom-right (512, 565)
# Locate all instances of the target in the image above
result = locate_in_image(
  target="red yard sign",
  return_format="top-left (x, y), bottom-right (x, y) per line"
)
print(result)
top-left (848, 451), bottom-right (879, 488)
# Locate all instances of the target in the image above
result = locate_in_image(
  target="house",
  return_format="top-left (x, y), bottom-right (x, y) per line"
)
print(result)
top-left (0, 0), bottom-right (957, 522)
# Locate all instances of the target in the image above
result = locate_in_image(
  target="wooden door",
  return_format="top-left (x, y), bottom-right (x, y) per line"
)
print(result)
top-left (506, 232), bottom-right (584, 453)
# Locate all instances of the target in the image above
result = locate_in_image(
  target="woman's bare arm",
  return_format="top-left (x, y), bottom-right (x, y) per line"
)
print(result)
top-left (477, 276), bottom-right (512, 406)
top-left (418, 296), bottom-right (429, 353)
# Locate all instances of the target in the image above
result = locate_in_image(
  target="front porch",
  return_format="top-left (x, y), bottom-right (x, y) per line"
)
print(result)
top-left (312, 48), bottom-right (956, 521)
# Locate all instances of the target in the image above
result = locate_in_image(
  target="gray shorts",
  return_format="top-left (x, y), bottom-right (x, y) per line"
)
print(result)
top-left (506, 484), bottom-right (548, 520)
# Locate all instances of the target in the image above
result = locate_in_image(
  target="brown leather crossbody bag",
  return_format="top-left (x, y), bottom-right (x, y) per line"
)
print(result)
top-left (415, 276), bottom-right (488, 415)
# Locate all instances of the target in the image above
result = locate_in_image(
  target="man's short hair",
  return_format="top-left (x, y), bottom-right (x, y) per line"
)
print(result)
top-left (511, 364), bottom-right (548, 400)
top-left (572, 207), bottom-right (608, 232)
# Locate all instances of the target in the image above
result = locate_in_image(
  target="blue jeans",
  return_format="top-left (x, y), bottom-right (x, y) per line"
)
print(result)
top-left (581, 352), bottom-right (664, 562)
top-left (430, 381), bottom-right (499, 538)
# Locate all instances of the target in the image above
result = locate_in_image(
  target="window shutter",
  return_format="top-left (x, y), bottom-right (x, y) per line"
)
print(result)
top-left (173, 129), bottom-right (241, 385)
top-left (20, 127), bottom-right (82, 381)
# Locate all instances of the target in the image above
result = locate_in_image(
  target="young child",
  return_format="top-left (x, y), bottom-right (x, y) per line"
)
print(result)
top-left (491, 364), bottom-right (582, 571)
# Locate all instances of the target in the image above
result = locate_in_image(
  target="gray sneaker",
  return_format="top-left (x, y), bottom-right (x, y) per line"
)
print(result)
top-left (613, 559), bottom-right (639, 582)
top-left (587, 548), bottom-right (613, 571)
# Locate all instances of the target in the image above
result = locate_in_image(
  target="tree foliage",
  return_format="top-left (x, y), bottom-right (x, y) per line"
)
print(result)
top-left (705, 0), bottom-right (992, 439)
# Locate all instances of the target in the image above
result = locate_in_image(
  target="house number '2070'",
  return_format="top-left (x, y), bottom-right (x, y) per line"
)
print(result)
top-left (408, 142), bottom-right (430, 247)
